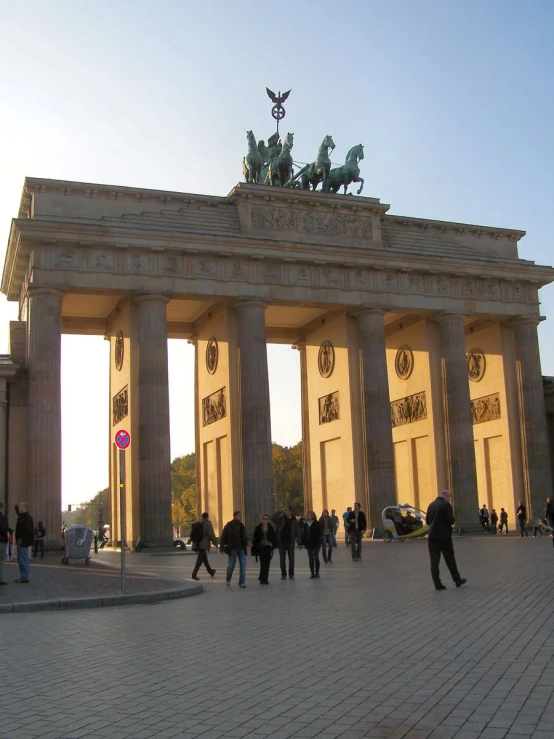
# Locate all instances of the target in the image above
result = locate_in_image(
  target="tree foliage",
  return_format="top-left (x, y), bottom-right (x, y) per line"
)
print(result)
top-left (272, 442), bottom-right (304, 514)
top-left (171, 453), bottom-right (197, 530)
top-left (63, 488), bottom-right (109, 530)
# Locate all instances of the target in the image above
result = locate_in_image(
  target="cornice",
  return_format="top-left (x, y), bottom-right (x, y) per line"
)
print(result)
top-left (384, 213), bottom-right (525, 242)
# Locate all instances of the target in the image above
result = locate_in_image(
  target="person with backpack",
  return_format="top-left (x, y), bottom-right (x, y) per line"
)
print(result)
top-left (33, 521), bottom-right (46, 559)
top-left (252, 513), bottom-right (278, 584)
top-left (190, 512), bottom-right (217, 581)
top-left (516, 502), bottom-right (528, 538)
top-left (490, 509), bottom-right (498, 535)
top-left (499, 508), bottom-right (509, 535)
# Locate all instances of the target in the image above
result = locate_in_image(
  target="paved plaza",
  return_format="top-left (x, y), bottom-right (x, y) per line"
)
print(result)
top-left (3, 535), bottom-right (554, 739)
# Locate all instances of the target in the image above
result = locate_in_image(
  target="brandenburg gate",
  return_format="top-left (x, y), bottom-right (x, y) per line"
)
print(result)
top-left (2, 175), bottom-right (553, 547)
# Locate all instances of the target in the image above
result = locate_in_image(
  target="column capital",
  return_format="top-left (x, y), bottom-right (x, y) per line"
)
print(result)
top-left (187, 334), bottom-right (198, 347)
top-left (27, 287), bottom-right (64, 300)
top-left (433, 311), bottom-right (468, 325)
top-left (133, 292), bottom-right (171, 305)
top-left (233, 298), bottom-right (268, 312)
top-left (510, 315), bottom-right (545, 329)
top-left (354, 306), bottom-right (387, 319)
top-left (292, 340), bottom-right (306, 352)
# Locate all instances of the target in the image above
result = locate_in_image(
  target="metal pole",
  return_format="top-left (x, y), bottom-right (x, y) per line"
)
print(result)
top-left (119, 448), bottom-right (126, 593)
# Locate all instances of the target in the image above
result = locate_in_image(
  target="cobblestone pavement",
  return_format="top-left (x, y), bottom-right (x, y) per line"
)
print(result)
top-left (3, 535), bottom-right (554, 739)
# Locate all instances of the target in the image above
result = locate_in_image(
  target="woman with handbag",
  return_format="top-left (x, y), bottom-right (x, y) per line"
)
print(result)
top-left (252, 514), bottom-right (278, 585)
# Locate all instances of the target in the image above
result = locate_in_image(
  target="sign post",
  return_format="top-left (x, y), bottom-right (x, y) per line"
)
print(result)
top-left (115, 429), bottom-right (131, 594)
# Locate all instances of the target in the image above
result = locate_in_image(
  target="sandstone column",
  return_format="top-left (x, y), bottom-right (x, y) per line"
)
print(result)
top-left (357, 308), bottom-right (396, 531)
top-left (235, 299), bottom-right (273, 534)
top-left (28, 288), bottom-right (63, 549)
top-left (0, 378), bottom-right (8, 507)
top-left (135, 294), bottom-right (172, 546)
top-left (513, 317), bottom-right (554, 511)
top-left (436, 313), bottom-right (479, 529)
top-left (293, 342), bottom-right (312, 512)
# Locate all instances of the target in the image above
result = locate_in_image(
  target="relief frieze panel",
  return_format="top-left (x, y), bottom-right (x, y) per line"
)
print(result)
top-left (112, 385), bottom-right (129, 426)
top-left (319, 391), bottom-right (339, 425)
top-left (250, 206), bottom-right (372, 240)
top-left (91, 252), bottom-right (114, 270)
top-left (471, 393), bottom-right (501, 424)
top-left (391, 391), bottom-right (427, 428)
top-left (202, 387), bottom-right (226, 426)
top-left (128, 253), bottom-right (149, 272)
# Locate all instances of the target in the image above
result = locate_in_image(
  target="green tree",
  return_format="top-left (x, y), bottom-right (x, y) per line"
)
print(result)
top-left (171, 453), bottom-right (197, 531)
top-left (63, 488), bottom-right (109, 530)
top-left (272, 442), bottom-right (304, 514)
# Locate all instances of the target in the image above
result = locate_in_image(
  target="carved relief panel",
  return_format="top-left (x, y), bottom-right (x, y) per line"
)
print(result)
top-left (319, 391), bottom-right (339, 425)
top-left (113, 385), bottom-right (129, 426)
top-left (471, 393), bottom-right (501, 424)
top-left (202, 387), bottom-right (226, 426)
top-left (391, 391), bottom-right (427, 428)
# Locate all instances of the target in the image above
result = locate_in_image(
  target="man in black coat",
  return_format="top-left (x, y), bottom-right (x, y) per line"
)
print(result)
top-left (0, 502), bottom-right (9, 585)
top-left (15, 502), bottom-right (34, 584)
top-left (347, 502), bottom-right (367, 562)
top-left (425, 490), bottom-right (466, 591)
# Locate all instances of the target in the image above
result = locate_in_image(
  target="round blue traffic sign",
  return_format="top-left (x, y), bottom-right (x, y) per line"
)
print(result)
top-left (115, 429), bottom-right (131, 450)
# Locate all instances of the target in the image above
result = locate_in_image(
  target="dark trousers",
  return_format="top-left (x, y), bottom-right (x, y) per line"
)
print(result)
top-left (350, 530), bottom-right (363, 560)
top-left (258, 547), bottom-right (273, 583)
top-left (428, 538), bottom-right (461, 587)
top-left (307, 546), bottom-right (320, 576)
top-left (321, 532), bottom-right (333, 562)
top-left (279, 541), bottom-right (295, 576)
top-left (33, 540), bottom-right (44, 558)
top-left (192, 549), bottom-right (214, 576)
top-left (499, 521), bottom-right (508, 534)
top-left (518, 520), bottom-right (528, 537)
top-left (490, 522), bottom-right (497, 534)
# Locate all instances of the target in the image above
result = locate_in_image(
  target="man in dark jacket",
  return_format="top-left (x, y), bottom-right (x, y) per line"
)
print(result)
top-left (277, 505), bottom-right (299, 580)
top-left (15, 502), bottom-right (34, 584)
top-left (219, 511), bottom-right (250, 588)
top-left (347, 502), bottom-right (367, 561)
top-left (0, 502), bottom-right (9, 585)
top-left (191, 512), bottom-right (217, 581)
top-left (425, 491), bottom-right (466, 590)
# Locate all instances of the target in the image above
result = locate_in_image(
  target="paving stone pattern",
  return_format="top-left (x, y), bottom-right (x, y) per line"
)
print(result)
top-left (3, 536), bottom-right (554, 738)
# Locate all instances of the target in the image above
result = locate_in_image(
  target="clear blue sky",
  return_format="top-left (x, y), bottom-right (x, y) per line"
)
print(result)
top-left (1, 1), bottom-right (553, 506)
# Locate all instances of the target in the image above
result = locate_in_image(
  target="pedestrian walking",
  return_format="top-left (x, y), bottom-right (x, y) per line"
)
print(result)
top-left (319, 509), bottom-right (334, 563)
top-left (301, 511), bottom-right (322, 579)
top-left (479, 504), bottom-right (490, 530)
top-left (33, 521), bottom-right (46, 559)
top-left (15, 502), bottom-right (34, 584)
top-left (490, 509), bottom-right (498, 535)
top-left (499, 508), bottom-right (509, 535)
top-left (220, 511), bottom-right (250, 588)
top-left (529, 511), bottom-right (542, 538)
top-left (347, 502), bottom-right (367, 561)
top-left (329, 509), bottom-right (339, 548)
top-left (516, 502), bottom-right (528, 538)
top-left (0, 502), bottom-right (8, 585)
top-left (276, 505), bottom-right (299, 580)
top-left (342, 507), bottom-right (352, 546)
top-left (252, 514), bottom-right (278, 584)
top-left (190, 512), bottom-right (217, 581)
top-left (425, 490), bottom-right (466, 591)
top-left (546, 497), bottom-right (554, 534)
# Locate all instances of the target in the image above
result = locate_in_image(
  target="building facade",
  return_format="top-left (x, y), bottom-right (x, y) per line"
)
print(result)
top-left (1, 177), bottom-right (553, 545)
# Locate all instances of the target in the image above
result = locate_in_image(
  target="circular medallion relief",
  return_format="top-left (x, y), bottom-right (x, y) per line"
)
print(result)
top-left (467, 349), bottom-right (486, 382)
top-left (115, 331), bottom-right (124, 371)
top-left (206, 337), bottom-right (219, 375)
top-left (318, 341), bottom-right (335, 378)
top-left (395, 345), bottom-right (414, 380)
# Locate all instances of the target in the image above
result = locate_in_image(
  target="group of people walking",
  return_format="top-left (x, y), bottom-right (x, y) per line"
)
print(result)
top-left (189, 503), bottom-right (369, 586)
top-left (479, 499), bottom-right (554, 538)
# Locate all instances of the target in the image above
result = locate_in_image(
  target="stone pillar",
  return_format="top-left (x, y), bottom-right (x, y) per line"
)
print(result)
top-left (0, 378), bottom-right (8, 506)
top-left (436, 313), bottom-right (479, 529)
top-left (357, 308), bottom-right (396, 531)
top-left (513, 317), bottom-right (554, 511)
top-left (28, 288), bottom-right (63, 549)
top-left (135, 294), bottom-right (172, 546)
top-left (188, 335), bottom-right (202, 520)
top-left (235, 300), bottom-right (273, 534)
top-left (293, 342), bottom-right (312, 512)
